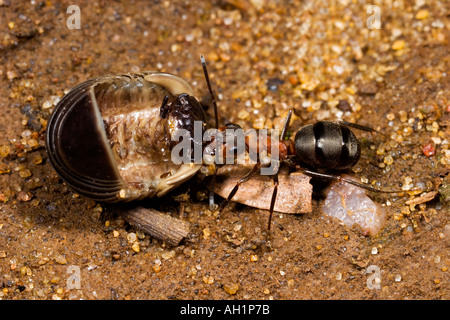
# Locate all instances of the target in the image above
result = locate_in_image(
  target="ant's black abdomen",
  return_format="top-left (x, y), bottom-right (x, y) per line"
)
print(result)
top-left (294, 121), bottom-right (361, 170)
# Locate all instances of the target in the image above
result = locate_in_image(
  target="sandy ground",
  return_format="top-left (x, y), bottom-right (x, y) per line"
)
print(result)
top-left (0, 0), bottom-right (449, 300)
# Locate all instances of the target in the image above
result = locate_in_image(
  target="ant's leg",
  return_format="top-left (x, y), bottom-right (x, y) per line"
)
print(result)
top-left (209, 172), bottom-right (217, 210)
top-left (267, 173), bottom-right (279, 231)
top-left (217, 163), bottom-right (261, 213)
top-left (297, 167), bottom-right (400, 193)
top-left (201, 54), bottom-right (220, 208)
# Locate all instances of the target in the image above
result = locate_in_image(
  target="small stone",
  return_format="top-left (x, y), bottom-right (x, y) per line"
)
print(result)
top-left (203, 276), bottom-right (214, 284)
top-left (386, 113), bottom-right (395, 121)
top-left (250, 255), bottom-right (258, 262)
top-left (161, 250), bottom-right (176, 260)
top-left (223, 283), bottom-right (239, 295)
top-left (51, 276), bottom-right (61, 284)
top-left (415, 9), bottom-right (429, 20)
top-left (202, 227), bottom-right (211, 239)
top-left (54, 254), bottom-right (67, 265)
top-left (0, 251), bottom-right (6, 258)
top-left (0, 145), bottom-right (11, 158)
top-left (392, 40), bottom-right (405, 50)
top-left (131, 242), bottom-right (140, 253)
top-left (32, 155), bottom-right (43, 165)
top-left (127, 232), bottom-right (137, 243)
top-left (219, 53), bottom-right (231, 62)
top-left (422, 143), bottom-right (435, 157)
top-left (42, 101), bottom-right (52, 109)
top-left (383, 155), bottom-right (394, 165)
top-left (0, 163), bottom-right (10, 174)
top-left (337, 100), bottom-right (351, 112)
top-left (237, 109), bottom-right (250, 120)
top-left (17, 191), bottom-right (32, 202)
top-left (19, 169), bottom-right (32, 178)
top-left (371, 247), bottom-right (378, 255)
top-left (27, 139), bottom-right (39, 148)
top-left (153, 264), bottom-right (161, 273)
top-left (112, 253), bottom-right (121, 260)
top-left (395, 274), bottom-right (402, 282)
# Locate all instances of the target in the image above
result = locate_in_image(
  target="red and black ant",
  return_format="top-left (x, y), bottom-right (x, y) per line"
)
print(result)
top-left (200, 56), bottom-right (400, 231)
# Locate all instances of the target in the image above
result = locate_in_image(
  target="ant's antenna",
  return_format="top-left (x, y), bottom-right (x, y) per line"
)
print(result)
top-left (280, 109), bottom-right (293, 141)
top-left (200, 54), bottom-right (219, 129)
top-left (200, 54), bottom-right (220, 210)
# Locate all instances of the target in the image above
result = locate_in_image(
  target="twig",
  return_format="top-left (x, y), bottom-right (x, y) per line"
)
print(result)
top-left (120, 207), bottom-right (191, 246)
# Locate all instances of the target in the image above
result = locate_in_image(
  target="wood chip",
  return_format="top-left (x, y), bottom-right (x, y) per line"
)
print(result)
top-left (405, 191), bottom-right (439, 206)
top-left (119, 207), bottom-right (190, 246)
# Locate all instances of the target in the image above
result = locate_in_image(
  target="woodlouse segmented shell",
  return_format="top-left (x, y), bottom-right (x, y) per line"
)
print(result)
top-left (46, 72), bottom-right (205, 202)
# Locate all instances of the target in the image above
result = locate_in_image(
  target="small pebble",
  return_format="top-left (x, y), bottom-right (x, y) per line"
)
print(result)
top-left (392, 40), bottom-right (405, 50)
top-left (161, 250), bottom-right (176, 260)
top-left (131, 242), bottom-right (140, 253)
top-left (19, 169), bottom-right (32, 178)
top-left (153, 264), bottom-right (161, 273)
top-left (422, 143), bottom-right (435, 157)
top-left (17, 191), bottom-right (32, 202)
top-left (54, 254), bottom-right (67, 265)
top-left (415, 9), bottom-right (429, 20)
top-left (203, 276), bottom-right (214, 284)
top-left (0, 145), bottom-right (11, 158)
top-left (202, 228), bottom-right (211, 239)
top-left (127, 232), bottom-right (137, 243)
top-left (223, 283), bottom-right (239, 295)
top-left (371, 247), bottom-right (378, 255)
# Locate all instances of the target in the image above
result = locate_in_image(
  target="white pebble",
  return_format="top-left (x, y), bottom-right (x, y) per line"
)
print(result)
top-left (322, 177), bottom-right (386, 236)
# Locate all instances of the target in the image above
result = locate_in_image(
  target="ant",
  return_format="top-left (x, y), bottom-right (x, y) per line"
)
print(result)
top-left (200, 56), bottom-right (399, 231)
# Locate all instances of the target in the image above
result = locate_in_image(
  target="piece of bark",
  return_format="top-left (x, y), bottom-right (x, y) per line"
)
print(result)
top-left (212, 165), bottom-right (312, 214)
top-left (120, 207), bottom-right (190, 246)
top-left (405, 191), bottom-right (439, 206)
